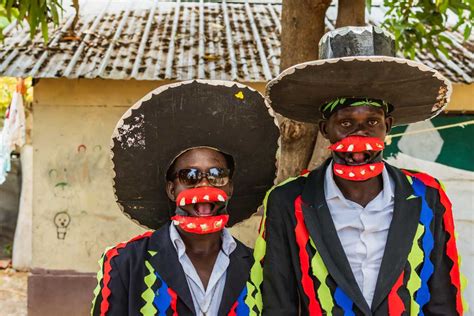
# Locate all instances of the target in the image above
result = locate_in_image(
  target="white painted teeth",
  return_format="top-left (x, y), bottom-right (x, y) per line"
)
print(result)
top-left (203, 195), bottom-right (210, 201)
top-left (369, 165), bottom-right (375, 171)
top-left (360, 169), bottom-right (366, 175)
top-left (173, 220), bottom-right (180, 225)
top-left (192, 196), bottom-right (197, 204)
top-left (179, 198), bottom-right (186, 206)
top-left (335, 169), bottom-right (343, 175)
top-left (349, 172), bottom-right (355, 178)
top-left (214, 220), bottom-right (223, 228)
top-left (366, 143), bottom-right (373, 151)
top-left (336, 144), bottom-right (344, 150)
top-left (217, 195), bottom-right (225, 202)
top-left (200, 224), bottom-right (209, 231)
top-left (347, 144), bottom-right (354, 152)
top-left (376, 143), bottom-right (383, 148)
top-left (187, 223), bottom-right (196, 229)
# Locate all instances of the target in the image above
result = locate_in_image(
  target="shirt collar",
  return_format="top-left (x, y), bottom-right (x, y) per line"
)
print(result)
top-left (169, 223), bottom-right (237, 258)
top-left (325, 161), bottom-right (395, 205)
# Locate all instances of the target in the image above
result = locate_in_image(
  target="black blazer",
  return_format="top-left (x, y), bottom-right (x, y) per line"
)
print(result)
top-left (247, 160), bottom-right (464, 315)
top-left (91, 224), bottom-right (254, 315)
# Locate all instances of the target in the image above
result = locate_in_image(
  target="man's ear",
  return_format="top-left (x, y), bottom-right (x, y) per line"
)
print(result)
top-left (319, 120), bottom-right (329, 138)
top-left (166, 181), bottom-right (176, 201)
top-left (385, 115), bottom-right (394, 134)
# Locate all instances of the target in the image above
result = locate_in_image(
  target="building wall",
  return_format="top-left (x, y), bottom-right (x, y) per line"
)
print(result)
top-left (31, 78), bottom-right (265, 272)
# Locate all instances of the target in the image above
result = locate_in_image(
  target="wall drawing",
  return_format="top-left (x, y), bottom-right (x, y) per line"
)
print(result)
top-left (54, 211), bottom-right (71, 240)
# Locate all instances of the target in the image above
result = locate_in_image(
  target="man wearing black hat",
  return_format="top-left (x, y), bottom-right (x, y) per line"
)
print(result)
top-left (91, 80), bottom-right (279, 315)
top-left (245, 26), bottom-right (466, 315)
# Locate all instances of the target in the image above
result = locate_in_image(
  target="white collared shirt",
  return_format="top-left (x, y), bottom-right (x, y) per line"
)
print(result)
top-left (169, 223), bottom-right (237, 316)
top-left (324, 162), bottom-right (395, 307)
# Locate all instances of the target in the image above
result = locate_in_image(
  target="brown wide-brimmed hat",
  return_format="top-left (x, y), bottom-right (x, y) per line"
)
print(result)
top-left (267, 26), bottom-right (452, 126)
top-left (110, 80), bottom-right (279, 230)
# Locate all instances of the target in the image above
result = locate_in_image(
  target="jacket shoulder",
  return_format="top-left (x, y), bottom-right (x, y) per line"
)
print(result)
top-left (104, 230), bottom-right (155, 264)
top-left (268, 174), bottom-right (308, 203)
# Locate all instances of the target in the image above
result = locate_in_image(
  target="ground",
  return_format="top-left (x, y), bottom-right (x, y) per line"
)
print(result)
top-left (0, 268), bottom-right (27, 316)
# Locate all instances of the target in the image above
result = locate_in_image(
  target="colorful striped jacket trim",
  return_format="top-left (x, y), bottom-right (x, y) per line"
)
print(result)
top-left (246, 168), bottom-right (467, 315)
top-left (91, 230), bottom-right (252, 315)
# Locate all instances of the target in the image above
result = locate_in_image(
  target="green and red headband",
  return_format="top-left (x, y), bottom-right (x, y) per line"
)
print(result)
top-left (321, 97), bottom-right (393, 119)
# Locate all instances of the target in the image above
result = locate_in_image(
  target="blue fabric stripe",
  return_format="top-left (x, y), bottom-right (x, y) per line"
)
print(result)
top-left (235, 286), bottom-right (250, 316)
top-left (412, 179), bottom-right (435, 314)
top-left (334, 287), bottom-right (355, 316)
top-left (154, 273), bottom-right (171, 316)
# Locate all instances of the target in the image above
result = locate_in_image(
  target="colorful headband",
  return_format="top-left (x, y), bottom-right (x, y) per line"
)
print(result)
top-left (320, 97), bottom-right (393, 119)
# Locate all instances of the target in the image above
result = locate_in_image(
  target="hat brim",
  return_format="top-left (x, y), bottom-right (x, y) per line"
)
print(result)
top-left (111, 80), bottom-right (279, 230)
top-left (266, 56), bottom-right (452, 126)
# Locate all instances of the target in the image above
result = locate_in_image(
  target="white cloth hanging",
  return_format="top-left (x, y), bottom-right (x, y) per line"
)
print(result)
top-left (0, 90), bottom-right (26, 184)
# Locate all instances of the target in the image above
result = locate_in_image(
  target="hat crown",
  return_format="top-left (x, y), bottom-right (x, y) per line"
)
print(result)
top-left (319, 26), bottom-right (396, 59)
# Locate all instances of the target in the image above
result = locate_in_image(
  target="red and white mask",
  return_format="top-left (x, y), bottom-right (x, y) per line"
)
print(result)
top-left (329, 136), bottom-right (385, 181)
top-left (171, 187), bottom-right (229, 234)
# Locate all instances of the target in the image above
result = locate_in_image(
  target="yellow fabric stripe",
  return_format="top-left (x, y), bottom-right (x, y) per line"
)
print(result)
top-left (140, 260), bottom-right (158, 315)
top-left (309, 238), bottom-right (334, 315)
top-left (245, 175), bottom-right (308, 316)
top-left (406, 224), bottom-right (425, 315)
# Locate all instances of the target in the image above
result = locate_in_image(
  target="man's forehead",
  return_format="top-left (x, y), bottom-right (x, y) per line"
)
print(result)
top-left (332, 105), bottom-right (386, 118)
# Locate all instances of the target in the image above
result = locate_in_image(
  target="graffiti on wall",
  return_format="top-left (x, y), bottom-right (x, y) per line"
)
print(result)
top-left (45, 143), bottom-right (112, 240)
top-left (54, 211), bottom-right (71, 240)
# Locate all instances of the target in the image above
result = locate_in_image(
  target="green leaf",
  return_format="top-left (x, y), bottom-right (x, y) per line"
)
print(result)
top-left (464, 25), bottom-right (472, 41)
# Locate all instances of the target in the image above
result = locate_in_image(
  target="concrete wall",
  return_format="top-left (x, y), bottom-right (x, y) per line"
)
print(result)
top-left (31, 78), bottom-right (266, 273)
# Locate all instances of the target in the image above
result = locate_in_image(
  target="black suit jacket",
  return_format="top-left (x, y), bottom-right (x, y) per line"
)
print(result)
top-left (91, 224), bottom-right (253, 315)
top-left (246, 160), bottom-right (464, 315)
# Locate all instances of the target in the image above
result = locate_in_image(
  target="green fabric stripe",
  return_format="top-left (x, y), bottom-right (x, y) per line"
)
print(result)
top-left (140, 260), bottom-right (158, 315)
top-left (91, 246), bottom-right (114, 315)
top-left (245, 174), bottom-right (308, 315)
top-left (406, 223), bottom-right (425, 315)
top-left (90, 253), bottom-right (106, 315)
top-left (309, 238), bottom-right (334, 315)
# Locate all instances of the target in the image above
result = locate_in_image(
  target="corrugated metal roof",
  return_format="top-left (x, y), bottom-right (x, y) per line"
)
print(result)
top-left (0, 0), bottom-right (472, 83)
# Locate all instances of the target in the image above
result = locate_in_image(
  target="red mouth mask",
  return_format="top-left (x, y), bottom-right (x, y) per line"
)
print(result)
top-left (329, 136), bottom-right (385, 181)
top-left (171, 187), bottom-right (229, 234)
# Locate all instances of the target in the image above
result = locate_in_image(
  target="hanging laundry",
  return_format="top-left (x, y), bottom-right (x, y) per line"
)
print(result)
top-left (0, 80), bottom-right (26, 184)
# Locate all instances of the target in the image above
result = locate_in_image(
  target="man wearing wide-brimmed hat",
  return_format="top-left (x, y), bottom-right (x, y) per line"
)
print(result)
top-left (246, 26), bottom-right (466, 315)
top-left (91, 80), bottom-right (279, 315)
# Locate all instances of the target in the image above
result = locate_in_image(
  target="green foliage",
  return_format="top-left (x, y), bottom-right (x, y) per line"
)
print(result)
top-left (0, 77), bottom-right (33, 122)
top-left (0, 0), bottom-right (63, 42)
top-left (375, 0), bottom-right (473, 58)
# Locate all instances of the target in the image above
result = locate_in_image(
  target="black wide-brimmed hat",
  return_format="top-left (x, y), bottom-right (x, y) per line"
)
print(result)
top-left (111, 80), bottom-right (279, 229)
top-left (267, 26), bottom-right (452, 126)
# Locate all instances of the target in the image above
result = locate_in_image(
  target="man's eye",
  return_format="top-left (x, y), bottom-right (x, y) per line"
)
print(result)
top-left (368, 120), bottom-right (379, 126)
top-left (341, 121), bottom-right (351, 127)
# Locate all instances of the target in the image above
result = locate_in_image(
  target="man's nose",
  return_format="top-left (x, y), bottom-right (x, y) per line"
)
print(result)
top-left (195, 176), bottom-right (211, 187)
top-left (351, 123), bottom-right (370, 136)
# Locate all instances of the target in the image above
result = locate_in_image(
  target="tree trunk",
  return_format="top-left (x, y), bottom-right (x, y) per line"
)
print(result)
top-left (306, 0), bottom-right (367, 170)
top-left (277, 0), bottom-right (332, 183)
top-left (336, 0), bottom-right (366, 28)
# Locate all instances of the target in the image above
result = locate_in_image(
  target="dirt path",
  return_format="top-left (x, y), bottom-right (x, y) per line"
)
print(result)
top-left (0, 269), bottom-right (27, 316)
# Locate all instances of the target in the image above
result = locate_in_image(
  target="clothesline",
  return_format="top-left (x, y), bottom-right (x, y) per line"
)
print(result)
top-left (386, 119), bottom-right (474, 140)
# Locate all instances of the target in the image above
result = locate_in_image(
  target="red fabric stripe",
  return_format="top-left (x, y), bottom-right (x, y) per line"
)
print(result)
top-left (168, 287), bottom-right (179, 316)
top-left (228, 301), bottom-right (238, 316)
top-left (294, 196), bottom-right (322, 315)
top-left (388, 271), bottom-right (405, 316)
top-left (99, 231), bottom-right (153, 315)
top-left (403, 170), bottom-right (463, 315)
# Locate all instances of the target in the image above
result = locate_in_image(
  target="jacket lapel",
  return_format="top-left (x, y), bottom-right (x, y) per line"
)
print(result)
top-left (301, 160), bottom-right (371, 315)
top-left (371, 163), bottom-right (420, 311)
top-left (217, 242), bottom-right (253, 315)
top-left (148, 225), bottom-right (196, 314)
